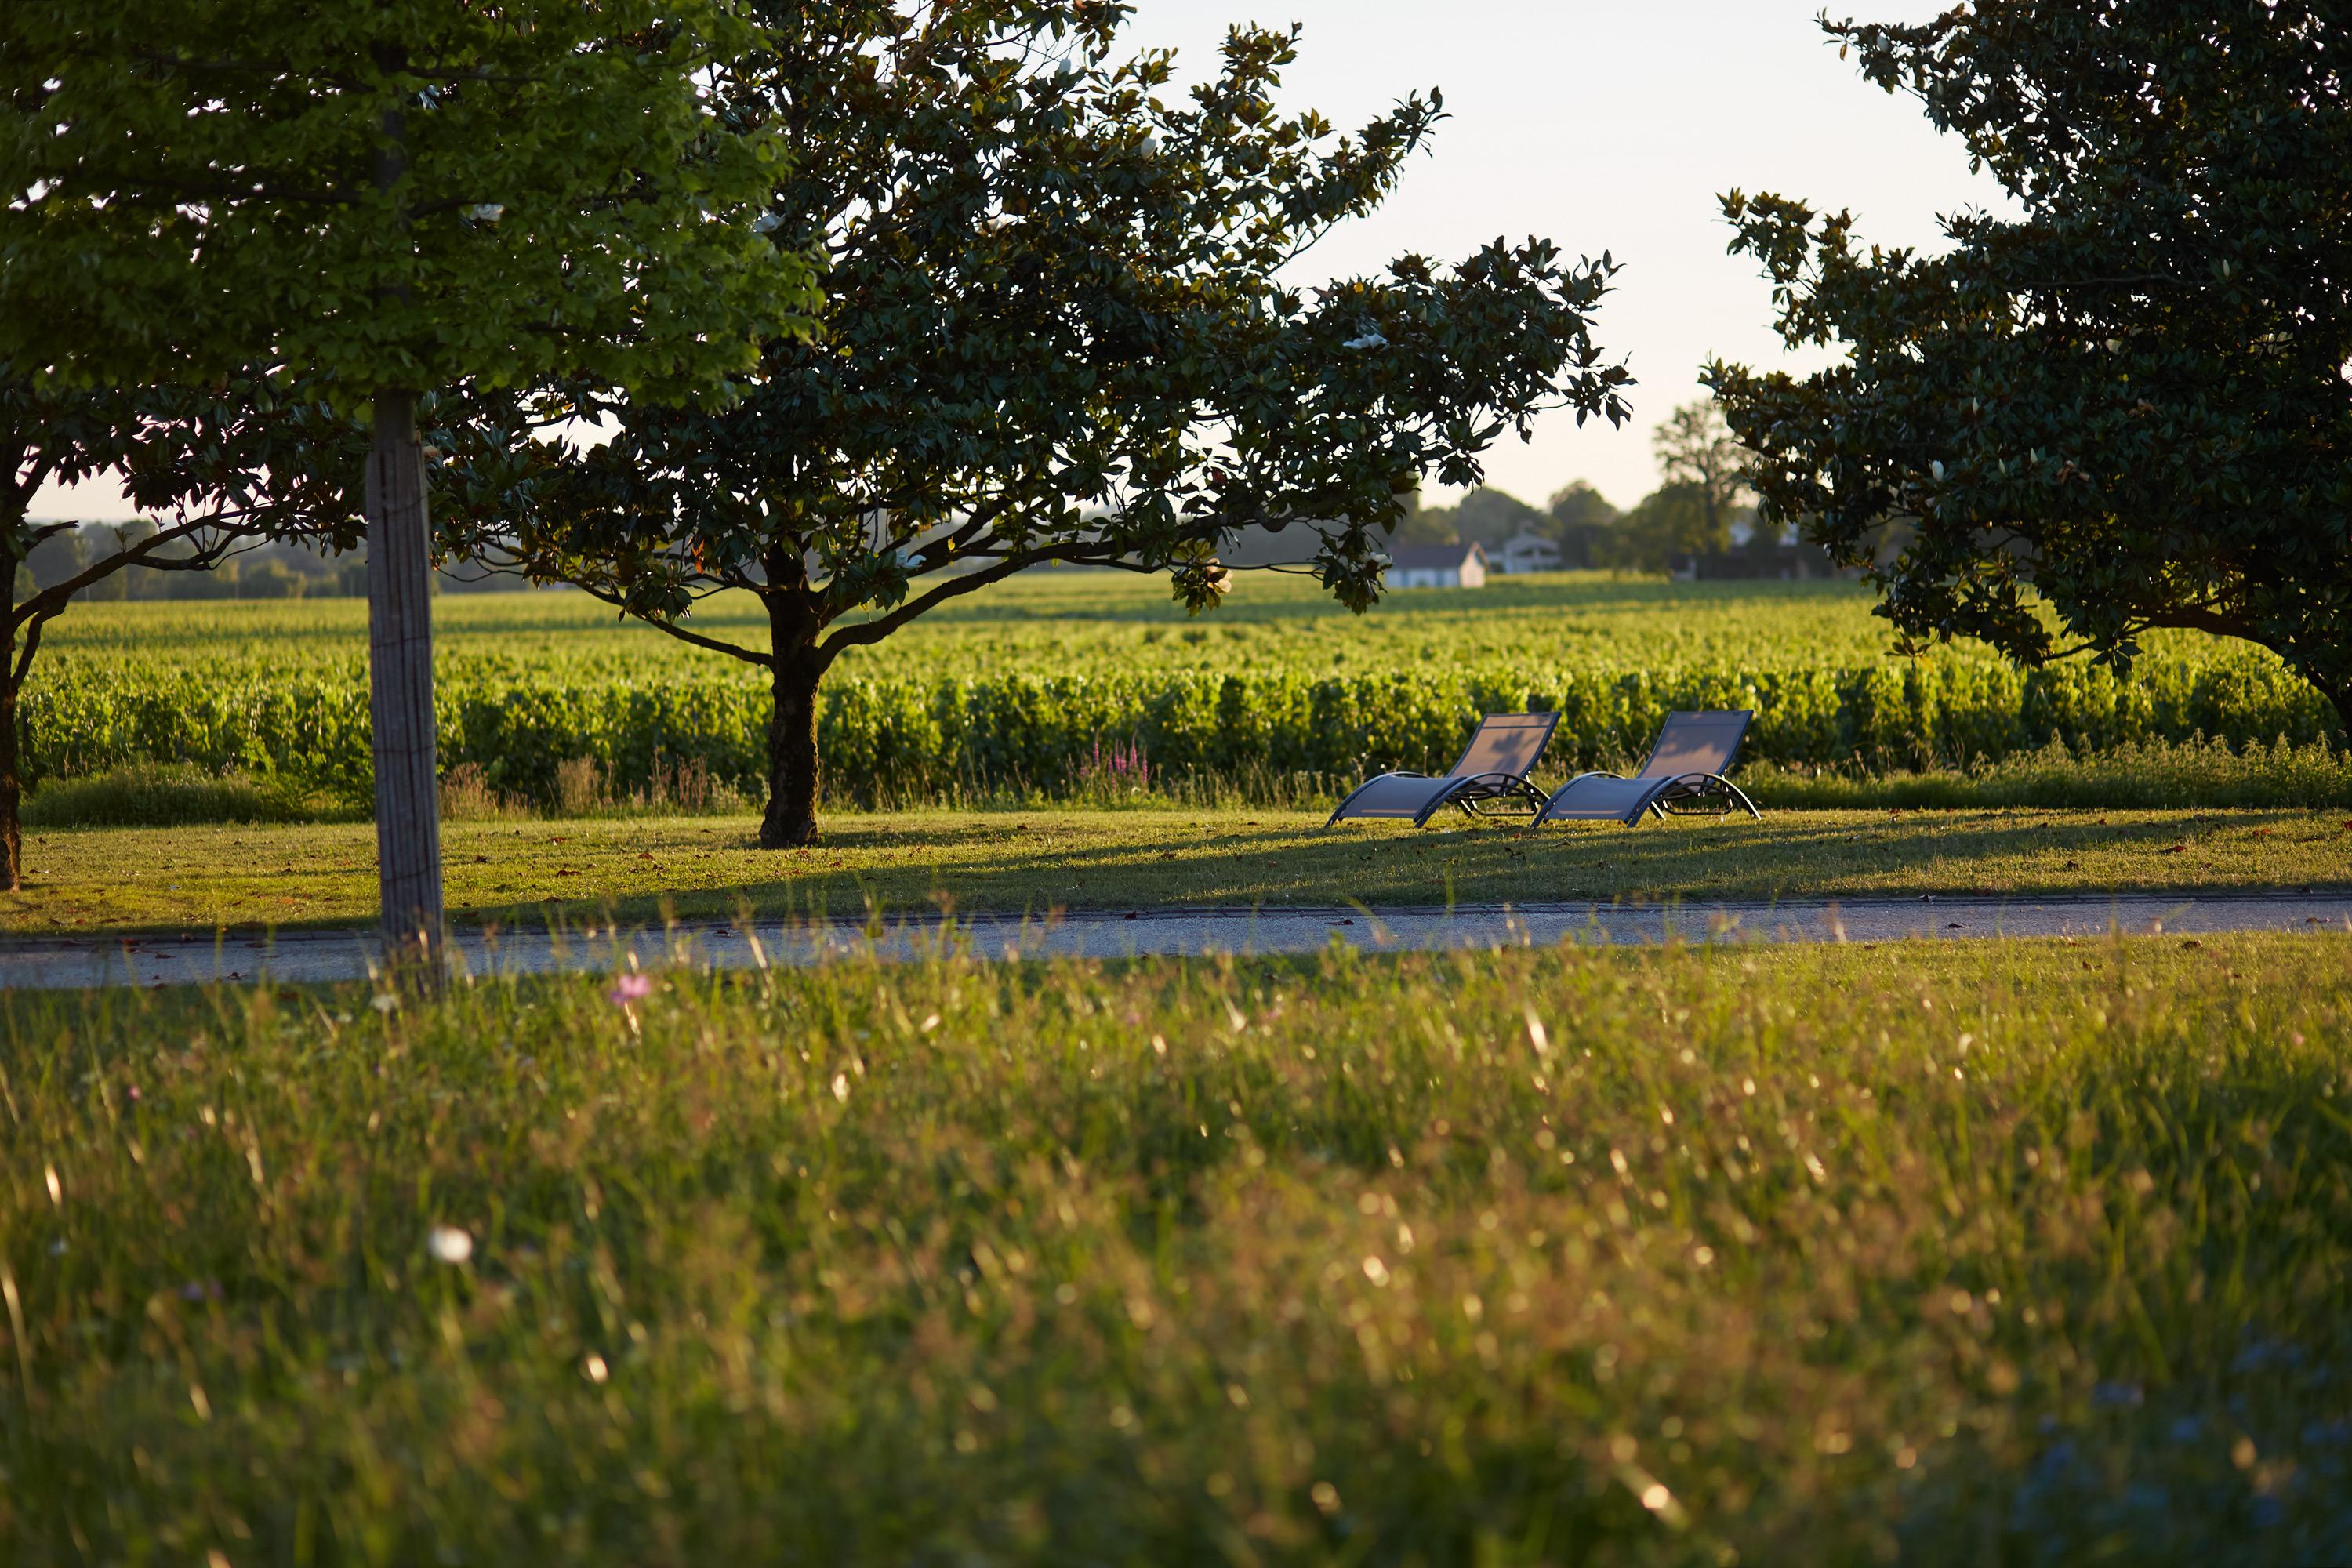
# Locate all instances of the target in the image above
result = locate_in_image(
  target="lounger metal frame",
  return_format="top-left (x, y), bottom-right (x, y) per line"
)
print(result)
top-left (1555, 768), bottom-right (1762, 822)
top-left (1537, 710), bottom-right (1761, 826)
top-left (1324, 711), bottom-right (1560, 828)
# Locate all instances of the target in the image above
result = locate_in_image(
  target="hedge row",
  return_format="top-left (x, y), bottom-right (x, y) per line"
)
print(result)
top-left (23, 645), bottom-right (2340, 806)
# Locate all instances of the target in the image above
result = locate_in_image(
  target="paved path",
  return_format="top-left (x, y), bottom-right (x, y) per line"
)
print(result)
top-left (3, 892), bottom-right (2347, 991)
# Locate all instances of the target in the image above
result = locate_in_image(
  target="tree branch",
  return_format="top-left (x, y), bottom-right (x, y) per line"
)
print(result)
top-left (2017, 274), bottom-right (2181, 291)
top-left (131, 543), bottom-right (247, 572)
top-left (821, 539), bottom-right (1124, 656)
top-left (911, 495), bottom-right (1018, 570)
top-left (107, 174), bottom-right (364, 209)
top-left (11, 607), bottom-right (48, 690)
top-left (6, 450), bottom-right (59, 525)
top-left (7, 514), bottom-right (267, 626)
top-left (2140, 603), bottom-right (2253, 642)
top-left (571, 579), bottom-right (772, 666)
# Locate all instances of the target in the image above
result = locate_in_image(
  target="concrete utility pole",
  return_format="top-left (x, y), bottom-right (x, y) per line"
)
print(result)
top-left (365, 388), bottom-right (445, 965)
top-left (363, 65), bottom-right (443, 968)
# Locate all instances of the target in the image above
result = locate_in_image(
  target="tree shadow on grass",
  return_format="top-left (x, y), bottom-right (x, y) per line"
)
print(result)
top-left (443, 808), bottom-right (2348, 933)
top-left (8, 806), bottom-right (2336, 942)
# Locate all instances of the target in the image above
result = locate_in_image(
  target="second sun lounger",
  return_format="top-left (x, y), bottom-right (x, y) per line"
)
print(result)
top-left (1325, 711), bottom-right (1560, 827)
top-left (1534, 710), bottom-right (1760, 826)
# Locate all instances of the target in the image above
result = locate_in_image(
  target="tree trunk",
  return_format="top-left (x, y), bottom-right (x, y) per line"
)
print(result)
top-left (0, 669), bottom-right (20, 893)
top-left (2, 518), bottom-right (20, 891)
top-left (761, 647), bottom-right (826, 848)
top-left (365, 389), bottom-right (445, 964)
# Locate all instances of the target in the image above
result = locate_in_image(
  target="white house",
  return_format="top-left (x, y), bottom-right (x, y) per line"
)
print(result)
top-left (1499, 532), bottom-right (1561, 575)
top-left (1387, 542), bottom-right (1488, 590)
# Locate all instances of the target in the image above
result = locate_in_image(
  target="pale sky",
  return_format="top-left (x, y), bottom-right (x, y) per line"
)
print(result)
top-left (1119, 0), bottom-right (2010, 510)
top-left (33, 0), bottom-right (2005, 521)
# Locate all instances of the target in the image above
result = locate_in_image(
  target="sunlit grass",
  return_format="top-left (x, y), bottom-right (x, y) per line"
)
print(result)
top-left (6, 806), bottom-right (2347, 938)
top-left (2, 936), bottom-right (2349, 1563)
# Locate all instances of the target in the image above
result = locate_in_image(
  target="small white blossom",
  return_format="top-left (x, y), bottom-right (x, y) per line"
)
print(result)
top-left (426, 1225), bottom-right (474, 1265)
top-left (1343, 330), bottom-right (1388, 350)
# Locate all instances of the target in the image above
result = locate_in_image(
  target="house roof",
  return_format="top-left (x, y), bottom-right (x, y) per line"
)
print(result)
top-left (1387, 542), bottom-right (1486, 572)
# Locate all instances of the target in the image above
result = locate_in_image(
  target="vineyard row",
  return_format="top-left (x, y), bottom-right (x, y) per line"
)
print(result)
top-left (24, 648), bottom-right (2341, 806)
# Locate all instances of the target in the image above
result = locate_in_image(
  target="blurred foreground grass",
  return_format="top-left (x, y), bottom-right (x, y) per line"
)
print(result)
top-left (3, 937), bottom-right (2350, 1564)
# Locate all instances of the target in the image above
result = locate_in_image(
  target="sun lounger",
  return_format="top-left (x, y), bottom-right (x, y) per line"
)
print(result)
top-left (1534, 710), bottom-right (1760, 826)
top-left (1325, 711), bottom-right (1561, 827)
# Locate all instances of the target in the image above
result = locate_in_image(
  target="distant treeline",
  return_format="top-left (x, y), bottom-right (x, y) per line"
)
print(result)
top-left (13, 522), bottom-right (547, 601)
top-left (1397, 484), bottom-right (1838, 579)
top-left (1396, 398), bottom-right (1802, 575)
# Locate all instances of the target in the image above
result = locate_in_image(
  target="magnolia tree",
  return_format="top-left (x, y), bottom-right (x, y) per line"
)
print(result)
top-left (0, 377), bottom-right (358, 889)
top-left (1, 0), bottom-right (817, 950)
top-left (1708, 2), bottom-right (2352, 732)
top-left (442, 0), bottom-right (1632, 846)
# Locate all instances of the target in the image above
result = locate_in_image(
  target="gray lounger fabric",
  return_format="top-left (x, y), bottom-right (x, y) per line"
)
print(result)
top-left (1327, 712), bottom-right (1559, 827)
top-left (1535, 710), bottom-right (1759, 826)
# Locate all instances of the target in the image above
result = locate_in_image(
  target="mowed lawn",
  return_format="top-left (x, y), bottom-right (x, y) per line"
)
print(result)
top-left (3, 938), bottom-right (2349, 1562)
top-left (5, 805), bottom-right (2350, 936)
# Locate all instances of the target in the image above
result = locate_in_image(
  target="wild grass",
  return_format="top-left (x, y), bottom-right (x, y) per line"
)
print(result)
top-left (2, 937), bottom-right (2348, 1563)
top-left (19, 764), bottom-right (332, 829)
top-left (1748, 735), bottom-right (2352, 811)
top-left (437, 757), bottom-right (756, 822)
top-left (23, 759), bottom-right (759, 833)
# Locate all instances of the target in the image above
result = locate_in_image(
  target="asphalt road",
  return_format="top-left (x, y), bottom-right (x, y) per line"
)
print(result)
top-left (4, 892), bottom-right (2348, 991)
